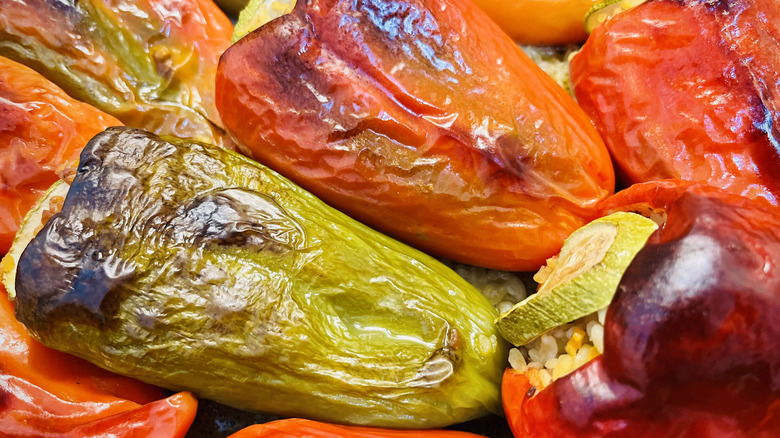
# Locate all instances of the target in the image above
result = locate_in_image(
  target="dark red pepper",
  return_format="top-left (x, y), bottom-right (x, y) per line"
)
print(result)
top-left (571, 0), bottom-right (780, 205)
top-left (503, 181), bottom-right (780, 437)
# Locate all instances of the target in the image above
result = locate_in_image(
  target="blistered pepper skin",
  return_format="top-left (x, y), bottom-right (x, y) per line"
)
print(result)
top-left (14, 127), bottom-right (507, 429)
top-left (571, 0), bottom-right (780, 204)
top-left (216, 0), bottom-right (614, 271)
top-left (503, 182), bottom-right (780, 437)
top-left (0, 0), bottom-right (233, 146)
top-left (0, 56), bottom-right (122, 254)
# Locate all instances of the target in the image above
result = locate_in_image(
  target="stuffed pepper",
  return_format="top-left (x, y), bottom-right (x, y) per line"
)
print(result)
top-left (501, 181), bottom-right (780, 437)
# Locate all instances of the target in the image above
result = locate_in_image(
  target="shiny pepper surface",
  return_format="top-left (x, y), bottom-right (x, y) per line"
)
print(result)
top-left (13, 127), bottom-right (506, 429)
top-left (571, 0), bottom-right (780, 205)
top-left (504, 181), bottom-right (780, 437)
top-left (0, 0), bottom-right (233, 146)
top-left (228, 418), bottom-right (487, 438)
top-left (217, 0), bottom-right (615, 271)
top-left (0, 56), bottom-right (121, 254)
top-left (0, 281), bottom-right (198, 437)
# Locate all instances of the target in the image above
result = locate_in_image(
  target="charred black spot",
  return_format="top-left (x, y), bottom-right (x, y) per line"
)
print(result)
top-left (14, 127), bottom-right (307, 337)
top-left (526, 386), bottom-right (537, 398)
top-left (14, 128), bottom-right (162, 333)
top-left (166, 188), bottom-right (304, 254)
top-left (47, 0), bottom-right (81, 16)
top-left (15, 215), bottom-right (136, 332)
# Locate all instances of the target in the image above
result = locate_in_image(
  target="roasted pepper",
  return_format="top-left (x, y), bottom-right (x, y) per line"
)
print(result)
top-left (503, 181), bottom-right (780, 437)
top-left (0, 0), bottom-right (233, 146)
top-left (470, 0), bottom-right (600, 45)
top-left (0, 56), bottom-right (122, 255)
top-left (228, 418), bottom-right (487, 438)
top-left (571, 0), bottom-right (780, 204)
top-left (10, 127), bottom-right (507, 429)
top-left (0, 279), bottom-right (198, 436)
top-left (217, 0), bottom-right (615, 271)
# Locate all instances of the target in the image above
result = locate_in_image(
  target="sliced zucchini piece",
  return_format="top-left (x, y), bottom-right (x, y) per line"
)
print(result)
top-left (496, 212), bottom-right (657, 346)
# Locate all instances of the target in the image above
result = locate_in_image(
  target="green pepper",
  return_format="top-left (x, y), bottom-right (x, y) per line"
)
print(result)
top-left (12, 127), bottom-right (507, 429)
top-left (0, 0), bottom-right (233, 146)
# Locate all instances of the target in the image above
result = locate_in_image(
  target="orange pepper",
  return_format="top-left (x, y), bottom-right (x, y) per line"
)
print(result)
top-left (0, 56), bottom-right (122, 254)
top-left (470, 0), bottom-right (599, 45)
top-left (217, 0), bottom-right (614, 271)
top-left (228, 418), bottom-right (487, 438)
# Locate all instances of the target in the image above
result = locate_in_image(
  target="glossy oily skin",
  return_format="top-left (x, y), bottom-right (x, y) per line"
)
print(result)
top-left (0, 281), bottom-right (198, 436)
top-left (217, 0), bottom-right (614, 271)
top-left (0, 56), bottom-right (122, 254)
top-left (470, 0), bottom-right (599, 45)
top-left (0, 0), bottom-right (233, 146)
top-left (571, 0), bottom-right (780, 204)
top-left (14, 127), bottom-right (507, 429)
top-left (503, 182), bottom-right (780, 437)
top-left (228, 418), bottom-right (487, 438)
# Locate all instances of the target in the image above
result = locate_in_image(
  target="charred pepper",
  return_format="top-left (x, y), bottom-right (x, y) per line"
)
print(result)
top-left (12, 127), bottom-right (507, 429)
top-left (217, 0), bottom-right (615, 271)
top-left (0, 279), bottom-right (197, 436)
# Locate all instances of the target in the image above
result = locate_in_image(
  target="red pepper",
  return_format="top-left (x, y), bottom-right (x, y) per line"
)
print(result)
top-left (0, 0), bottom-right (233, 147)
top-left (0, 281), bottom-right (198, 436)
top-left (228, 418), bottom-right (487, 438)
top-left (570, 0), bottom-right (780, 205)
top-left (217, 0), bottom-right (614, 271)
top-left (3, 379), bottom-right (197, 438)
top-left (503, 181), bottom-right (780, 437)
top-left (0, 56), bottom-right (123, 254)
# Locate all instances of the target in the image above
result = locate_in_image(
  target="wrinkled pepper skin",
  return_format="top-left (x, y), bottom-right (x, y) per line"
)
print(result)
top-left (0, 0), bottom-right (233, 146)
top-left (228, 418), bottom-right (486, 438)
top-left (61, 392), bottom-right (197, 438)
top-left (216, 0), bottom-right (615, 271)
top-left (0, 56), bottom-right (122, 254)
top-left (14, 127), bottom-right (507, 429)
top-left (571, 0), bottom-right (780, 205)
top-left (503, 182), bottom-right (780, 437)
top-left (0, 281), bottom-right (198, 437)
top-left (3, 378), bottom-right (197, 438)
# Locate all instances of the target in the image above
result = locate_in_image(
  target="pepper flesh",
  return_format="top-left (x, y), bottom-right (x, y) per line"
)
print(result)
top-left (216, 0), bottom-right (615, 271)
top-left (503, 181), bottom-right (780, 437)
top-left (571, 0), bottom-right (780, 205)
top-left (0, 56), bottom-right (122, 254)
top-left (0, 0), bottom-right (233, 146)
top-left (228, 418), bottom-right (487, 438)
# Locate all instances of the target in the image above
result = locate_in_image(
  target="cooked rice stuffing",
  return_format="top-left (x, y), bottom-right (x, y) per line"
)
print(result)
top-left (509, 308), bottom-right (606, 385)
